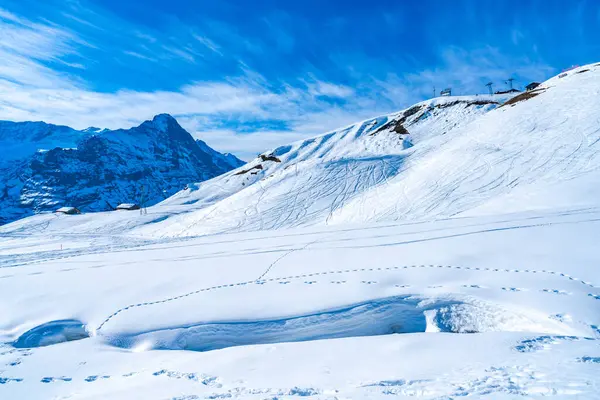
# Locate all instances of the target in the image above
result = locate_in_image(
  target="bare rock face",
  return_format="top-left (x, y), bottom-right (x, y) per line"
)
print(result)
top-left (0, 114), bottom-right (244, 225)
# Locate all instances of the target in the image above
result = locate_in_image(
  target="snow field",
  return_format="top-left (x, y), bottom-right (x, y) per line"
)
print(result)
top-left (2, 63), bottom-right (600, 399)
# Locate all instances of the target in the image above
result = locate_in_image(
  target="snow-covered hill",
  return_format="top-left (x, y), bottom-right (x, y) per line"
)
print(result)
top-left (150, 62), bottom-right (600, 236)
top-left (4, 62), bottom-right (600, 238)
top-left (1, 62), bottom-right (600, 400)
top-left (0, 115), bottom-right (244, 225)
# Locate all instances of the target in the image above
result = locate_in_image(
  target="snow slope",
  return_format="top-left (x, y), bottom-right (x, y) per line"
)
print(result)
top-left (0, 94), bottom-right (506, 237)
top-left (0, 115), bottom-right (243, 225)
top-left (1, 208), bottom-right (600, 399)
top-left (4, 63), bottom-right (600, 238)
top-left (2, 62), bottom-right (600, 399)
top-left (155, 62), bottom-right (600, 235)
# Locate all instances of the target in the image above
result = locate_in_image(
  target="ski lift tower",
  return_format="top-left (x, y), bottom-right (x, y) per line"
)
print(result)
top-left (506, 78), bottom-right (515, 90)
top-left (485, 82), bottom-right (494, 95)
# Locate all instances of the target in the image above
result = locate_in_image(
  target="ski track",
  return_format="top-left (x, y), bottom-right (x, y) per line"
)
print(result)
top-left (4, 204), bottom-right (600, 271)
top-left (95, 263), bottom-right (600, 331)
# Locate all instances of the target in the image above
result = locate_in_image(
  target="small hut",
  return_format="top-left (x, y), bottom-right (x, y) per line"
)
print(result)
top-left (526, 82), bottom-right (541, 91)
top-left (55, 206), bottom-right (81, 215)
top-left (440, 88), bottom-right (452, 97)
top-left (116, 203), bottom-right (141, 211)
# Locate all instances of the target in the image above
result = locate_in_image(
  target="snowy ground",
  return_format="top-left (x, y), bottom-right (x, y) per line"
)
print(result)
top-left (2, 63), bottom-right (600, 399)
top-left (1, 207), bottom-right (600, 399)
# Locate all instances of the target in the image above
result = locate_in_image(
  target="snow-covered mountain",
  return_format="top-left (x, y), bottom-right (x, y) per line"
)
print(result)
top-left (4, 63), bottom-right (600, 237)
top-left (0, 114), bottom-right (244, 225)
top-left (2, 63), bottom-right (600, 400)
top-left (195, 139), bottom-right (246, 170)
top-left (138, 62), bottom-right (600, 237)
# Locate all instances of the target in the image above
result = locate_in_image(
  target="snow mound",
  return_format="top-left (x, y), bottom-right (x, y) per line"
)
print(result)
top-left (102, 295), bottom-right (569, 352)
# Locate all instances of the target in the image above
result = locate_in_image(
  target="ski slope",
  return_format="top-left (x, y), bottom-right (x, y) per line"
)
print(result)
top-left (0, 94), bottom-right (504, 238)
top-left (3, 64), bottom-right (600, 238)
top-left (2, 63), bottom-right (600, 399)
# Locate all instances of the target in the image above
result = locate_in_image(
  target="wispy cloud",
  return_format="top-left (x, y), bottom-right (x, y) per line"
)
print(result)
top-left (161, 45), bottom-right (197, 63)
top-left (405, 46), bottom-right (555, 96)
top-left (0, 5), bottom-right (559, 160)
top-left (0, 10), bottom-right (79, 63)
top-left (193, 34), bottom-right (222, 55)
top-left (0, 6), bottom-right (87, 88)
top-left (0, 45), bottom-right (555, 159)
top-left (123, 50), bottom-right (157, 62)
top-left (307, 80), bottom-right (355, 98)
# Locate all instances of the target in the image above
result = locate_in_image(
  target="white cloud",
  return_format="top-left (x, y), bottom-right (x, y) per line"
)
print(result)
top-left (0, 7), bottom-right (86, 88)
top-left (192, 34), bottom-right (222, 55)
top-left (161, 45), bottom-right (197, 63)
top-left (123, 50), bottom-right (157, 62)
top-left (511, 29), bottom-right (525, 46)
top-left (0, 7), bottom-right (557, 159)
top-left (134, 31), bottom-right (158, 43)
top-left (405, 46), bottom-right (555, 95)
top-left (184, 127), bottom-right (308, 161)
top-left (0, 8), bottom-right (22, 24)
top-left (308, 80), bottom-right (355, 98)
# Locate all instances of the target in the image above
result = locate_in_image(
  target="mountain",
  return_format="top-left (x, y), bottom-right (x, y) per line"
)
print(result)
top-left (135, 62), bottom-right (600, 237)
top-left (0, 114), bottom-right (242, 225)
top-left (2, 62), bottom-right (600, 238)
top-left (2, 63), bottom-right (600, 400)
top-left (195, 139), bottom-right (245, 170)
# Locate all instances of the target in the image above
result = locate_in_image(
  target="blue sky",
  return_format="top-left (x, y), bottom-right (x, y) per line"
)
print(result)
top-left (0, 0), bottom-right (598, 159)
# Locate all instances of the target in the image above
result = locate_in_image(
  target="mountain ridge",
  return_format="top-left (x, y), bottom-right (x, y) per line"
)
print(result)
top-left (2, 62), bottom-right (599, 237)
top-left (0, 114), bottom-right (244, 225)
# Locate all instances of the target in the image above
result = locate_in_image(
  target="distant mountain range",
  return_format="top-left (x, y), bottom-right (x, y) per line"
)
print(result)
top-left (0, 114), bottom-right (244, 225)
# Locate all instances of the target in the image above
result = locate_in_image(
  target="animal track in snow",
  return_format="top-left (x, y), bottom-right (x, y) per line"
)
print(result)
top-left (578, 356), bottom-right (600, 363)
top-left (0, 377), bottom-right (23, 384)
top-left (514, 335), bottom-right (594, 353)
top-left (85, 375), bottom-right (110, 382)
top-left (549, 313), bottom-right (572, 323)
top-left (541, 289), bottom-right (571, 295)
top-left (41, 376), bottom-right (72, 383)
top-left (502, 287), bottom-right (524, 292)
top-left (153, 370), bottom-right (221, 387)
top-left (361, 378), bottom-right (432, 396)
top-left (96, 263), bottom-right (600, 332)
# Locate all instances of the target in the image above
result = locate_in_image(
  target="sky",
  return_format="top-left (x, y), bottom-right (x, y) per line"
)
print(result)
top-left (0, 0), bottom-right (598, 159)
